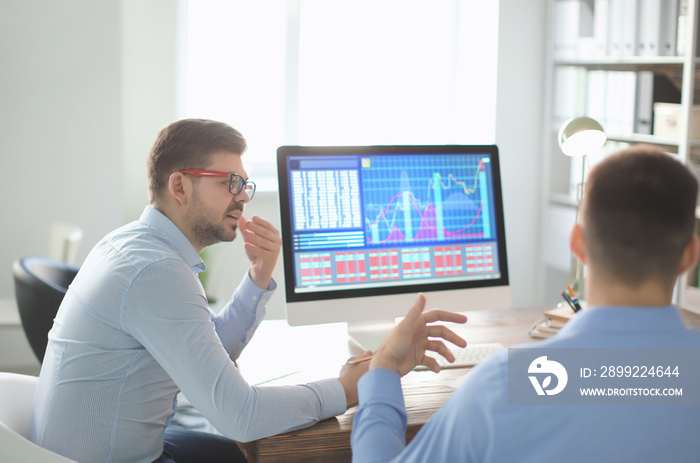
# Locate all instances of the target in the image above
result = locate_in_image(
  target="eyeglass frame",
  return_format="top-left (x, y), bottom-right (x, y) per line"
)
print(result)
top-left (179, 169), bottom-right (256, 200)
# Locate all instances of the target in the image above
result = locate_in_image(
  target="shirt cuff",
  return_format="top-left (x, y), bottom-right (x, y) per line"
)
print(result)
top-left (235, 272), bottom-right (276, 314)
top-left (309, 378), bottom-right (348, 419)
top-left (234, 274), bottom-right (277, 344)
top-left (358, 368), bottom-right (404, 410)
top-left (242, 271), bottom-right (277, 298)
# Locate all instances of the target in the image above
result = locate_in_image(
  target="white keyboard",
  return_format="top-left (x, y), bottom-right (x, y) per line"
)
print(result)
top-left (415, 342), bottom-right (505, 370)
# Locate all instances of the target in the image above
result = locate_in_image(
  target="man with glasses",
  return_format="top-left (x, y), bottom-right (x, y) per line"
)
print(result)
top-left (30, 119), bottom-right (370, 463)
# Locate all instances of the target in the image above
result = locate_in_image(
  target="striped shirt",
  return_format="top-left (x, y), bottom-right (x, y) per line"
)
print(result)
top-left (31, 206), bottom-right (346, 463)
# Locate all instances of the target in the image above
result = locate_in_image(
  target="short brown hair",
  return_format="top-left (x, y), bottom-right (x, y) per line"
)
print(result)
top-left (582, 145), bottom-right (698, 285)
top-left (147, 119), bottom-right (247, 202)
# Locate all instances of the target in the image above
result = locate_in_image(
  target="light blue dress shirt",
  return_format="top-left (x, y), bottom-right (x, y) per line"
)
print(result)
top-left (30, 206), bottom-right (346, 463)
top-left (352, 306), bottom-right (700, 462)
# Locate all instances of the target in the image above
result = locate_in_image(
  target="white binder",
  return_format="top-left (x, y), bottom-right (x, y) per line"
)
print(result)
top-left (638, 0), bottom-right (664, 56)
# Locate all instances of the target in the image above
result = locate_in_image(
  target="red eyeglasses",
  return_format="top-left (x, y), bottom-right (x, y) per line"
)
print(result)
top-left (180, 169), bottom-right (256, 200)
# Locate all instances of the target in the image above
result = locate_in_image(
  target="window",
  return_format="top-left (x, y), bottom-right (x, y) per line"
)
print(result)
top-left (183, 0), bottom-right (499, 187)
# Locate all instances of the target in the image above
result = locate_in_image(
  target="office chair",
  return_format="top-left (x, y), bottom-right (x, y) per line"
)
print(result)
top-left (12, 257), bottom-right (79, 363)
top-left (0, 372), bottom-right (76, 462)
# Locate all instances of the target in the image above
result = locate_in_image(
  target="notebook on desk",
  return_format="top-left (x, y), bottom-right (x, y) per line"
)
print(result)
top-left (529, 304), bottom-right (577, 339)
top-left (544, 305), bottom-right (577, 323)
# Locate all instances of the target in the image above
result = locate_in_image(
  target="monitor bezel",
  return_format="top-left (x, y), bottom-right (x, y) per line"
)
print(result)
top-left (276, 144), bottom-right (509, 304)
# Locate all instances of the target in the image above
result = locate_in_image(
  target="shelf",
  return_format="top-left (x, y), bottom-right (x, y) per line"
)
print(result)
top-left (605, 133), bottom-right (684, 147)
top-left (540, 0), bottom-right (700, 307)
top-left (554, 56), bottom-right (688, 71)
top-left (547, 128), bottom-right (700, 148)
top-left (608, 134), bottom-right (700, 149)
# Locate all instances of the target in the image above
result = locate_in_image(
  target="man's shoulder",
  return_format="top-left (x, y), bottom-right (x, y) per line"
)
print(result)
top-left (99, 220), bottom-right (185, 269)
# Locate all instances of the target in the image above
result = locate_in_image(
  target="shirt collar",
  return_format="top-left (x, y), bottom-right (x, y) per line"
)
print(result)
top-left (139, 206), bottom-right (207, 273)
top-left (559, 305), bottom-right (685, 336)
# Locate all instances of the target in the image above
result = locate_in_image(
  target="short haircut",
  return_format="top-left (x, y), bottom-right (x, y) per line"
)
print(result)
top-left (147, 119), bottom-right (247, 202)
top-left (582, 145), bottom-right (698, 285)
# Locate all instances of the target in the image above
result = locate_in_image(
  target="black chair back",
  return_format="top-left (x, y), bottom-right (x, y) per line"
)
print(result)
top-left (12, 257), bottom-right (79, 363)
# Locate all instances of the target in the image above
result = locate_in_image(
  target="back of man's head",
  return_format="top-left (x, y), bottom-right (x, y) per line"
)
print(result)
top-left (582, 145), bottom-right (698, 286)
top-left (146, 119), bottom-right (247, 203)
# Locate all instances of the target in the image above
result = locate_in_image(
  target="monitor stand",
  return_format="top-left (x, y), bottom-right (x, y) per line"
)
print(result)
top-left (347, 320), bottom-right (396, 352)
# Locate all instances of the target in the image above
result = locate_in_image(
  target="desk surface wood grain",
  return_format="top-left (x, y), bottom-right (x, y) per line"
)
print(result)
top-left (238, 305), bottom-right (700, 463)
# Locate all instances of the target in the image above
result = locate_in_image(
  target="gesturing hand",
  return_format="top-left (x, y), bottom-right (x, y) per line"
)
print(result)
top-left (238, 215), bottom-right (282, 290)
top-left (370, 294), bottom-right (468, 376)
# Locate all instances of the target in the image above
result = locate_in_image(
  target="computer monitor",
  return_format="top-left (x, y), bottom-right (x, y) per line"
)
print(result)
top-left (276, 144), bottom-right (510, 350)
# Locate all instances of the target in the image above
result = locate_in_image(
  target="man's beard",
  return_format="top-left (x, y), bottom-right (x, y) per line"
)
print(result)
top-left (190, 191), bottom-right (243, 249)
top-left (192, 219), bottom-right (236, 249)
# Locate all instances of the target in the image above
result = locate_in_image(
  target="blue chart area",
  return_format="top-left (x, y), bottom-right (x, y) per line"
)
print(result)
top-left (362, 155), bottom-right (493, 245)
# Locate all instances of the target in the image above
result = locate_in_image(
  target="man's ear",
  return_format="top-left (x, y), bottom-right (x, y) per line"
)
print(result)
top-left (570, 222), bottom-right (587, 266)
top-left (678, 235), bottom-right (700, 276)
top-left (168, 172), bottom-right (189, 206)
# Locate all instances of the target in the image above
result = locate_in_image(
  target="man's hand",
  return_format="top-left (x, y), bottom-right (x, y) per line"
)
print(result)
top-left (370, 294), bottom-right (468, 375)
top-left (338, 352), bottom-right (372, 408)
top-left (239, 216), bottom-right (282, 290)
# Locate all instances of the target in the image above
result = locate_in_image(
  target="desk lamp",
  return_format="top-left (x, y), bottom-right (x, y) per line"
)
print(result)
top-left (558, 116), bottom-right (607, 296)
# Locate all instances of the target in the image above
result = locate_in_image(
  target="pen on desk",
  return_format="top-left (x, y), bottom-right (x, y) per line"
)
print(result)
top-left (346, 355), bottom-right (373, 365)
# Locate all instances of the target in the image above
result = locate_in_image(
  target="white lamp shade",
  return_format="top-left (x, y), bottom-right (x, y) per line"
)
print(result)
top-left (558, 116), bottom-right (607, 157)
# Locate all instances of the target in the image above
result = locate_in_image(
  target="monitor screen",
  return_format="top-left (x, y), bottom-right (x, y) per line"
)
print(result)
top-left (277, 145), bottom-right (510, 348)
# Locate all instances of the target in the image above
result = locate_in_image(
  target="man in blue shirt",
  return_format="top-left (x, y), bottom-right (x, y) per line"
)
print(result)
top-left (351, 145), bottom-right (700, 462)
top-left (30, 119), bottom-right (369, 463)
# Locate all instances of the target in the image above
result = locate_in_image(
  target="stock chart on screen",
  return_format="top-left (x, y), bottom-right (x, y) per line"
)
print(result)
top-left (362, 154), bottom-right (493, 245)
top-left (282, 148), bottom-right (503, 292)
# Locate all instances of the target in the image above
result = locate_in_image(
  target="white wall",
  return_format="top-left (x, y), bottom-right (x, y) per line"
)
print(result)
top-left (0, 0), bottom-right (123, 298)
top-left (0, 0), bottom-right (179, 301)
top-left (0, 0), bottom-right (546, 322)
top-left (495, 0), bottom-right (547, 306)
top-left (204, 0), bottom-right (548, 317)
top-left (121, 0), bottom-right (180, 222)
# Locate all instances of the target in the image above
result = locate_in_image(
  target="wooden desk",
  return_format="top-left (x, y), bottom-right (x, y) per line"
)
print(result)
top-left (237, 305), bottom-right (700, 462)
top-left (236, 305), bottom-right (543, 462)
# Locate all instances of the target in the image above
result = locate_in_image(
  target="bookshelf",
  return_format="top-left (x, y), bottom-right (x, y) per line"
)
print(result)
top-left (538, 0), bottom-right (700, 312)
